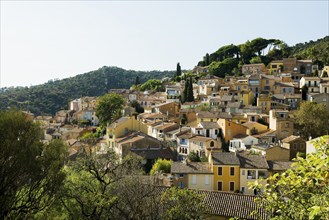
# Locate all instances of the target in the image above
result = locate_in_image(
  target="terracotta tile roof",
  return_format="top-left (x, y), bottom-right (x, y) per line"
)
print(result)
top-left (153, 123), bottom-right (179, 132)
top-left (201, 190), bottom-right (267, 219)
top-left (190, 135), bottom-right (214, 142)
top-left (153, 186), bottom-right (267, 219)
top-left (252, 129), bottom-right (276, 138)
top-left (130, 147), bottom-right (176, 160)
top-left (267, 160), bottom-right (293, 171)
top-left (282, 135), bottom-right (304, 143)
top-left (108, 117), bottom-right (130, 129)
top-left (211, 152), bottom-right (240, 165)
top-left (238, 151), bottom-right (269, 169)
top-left (171, 162), bottom-right (212, 174)
top-left (200, 121), bottom-right (220, 129)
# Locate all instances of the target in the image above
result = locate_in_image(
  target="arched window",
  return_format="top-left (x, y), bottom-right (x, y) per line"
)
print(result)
top-left (210, 141), bottom-right (215, 147)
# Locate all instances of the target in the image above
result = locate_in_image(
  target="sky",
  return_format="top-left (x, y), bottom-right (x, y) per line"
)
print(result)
top-left (1, 1), bottom-right (328, 88)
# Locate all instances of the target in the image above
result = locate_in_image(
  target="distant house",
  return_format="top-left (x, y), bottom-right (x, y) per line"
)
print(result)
top-left (210, 152), bottom-right (241, 192)
top-left (281, 135), bottom-right (306, 160)
top-left (171, 161), bottom-right (213, 190)
top-left (238, 151), bottom-right (269, 195)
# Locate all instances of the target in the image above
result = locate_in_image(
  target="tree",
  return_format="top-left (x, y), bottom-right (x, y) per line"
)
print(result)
top-left (135, 76), bottom-right (140, 86)
top-left (186, 77), bottom-right (195, 102)
top-left (130, 100), bottom-right (144, 114)
top-left (0, 110), bottom-right (67, 219)
top-left (96, 93), bottom-right (125, 126)
top-left (301, 85), bottom-right (308, 101)
top-left (139, 79), bottom-right (164, 92)
top-left (160, 187), bottom-right (208, 220)
top-left (181, 79), bottom-right (188, 103)
top-left (176, 63), bottom-right (182, 77)
top-left (187, 151), bottom-right (201, 162)
top-left (295, 101), bottom-right (329, 139)
top-left (252, 137), bottom-right (329, 219)
top-left (250, 56), bottom-right (262, 64)
top-left (150, 159), bottom-right (172, 175)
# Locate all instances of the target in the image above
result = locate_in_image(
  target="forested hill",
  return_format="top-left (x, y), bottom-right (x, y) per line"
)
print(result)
top-left (0, 66), bottom-right (175, 115)
top-left (197, 36), bottom-right (329, 78)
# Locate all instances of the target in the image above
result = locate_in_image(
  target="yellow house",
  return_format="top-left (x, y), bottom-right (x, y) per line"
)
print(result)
top-left (268, 60), bottom-right (283, 74)
top-left (210, 152), bottom-right (240, 192)
top-left (257, 94), bottom-right (272, 114)
top-left (238, 151), bottom-right (269, 195)
top-left (217, 118), bottom-right (247, 143)
top-left (242, 121), bottom-right (268, 135)
top-left (260, 75), bottom-right (276, 92)
top-left (238, 90), bottom-right (255, 106)
top-left (107, 116), bottom-right (148, 148)
top-left (171, 162), bottom-right (214, 191)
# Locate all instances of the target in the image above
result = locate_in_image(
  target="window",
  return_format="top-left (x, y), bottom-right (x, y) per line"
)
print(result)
top-left (215, 129), bottom-right (218, 135)
top-left (205, 175), bottom-right (209, 185)
top-left (266, 80), bottom-right (269, 84)
top-left (241, 187), bottom-right (245, 193)
top-left (230, 182), bottom-right (235, 191)
top-left (247, 170), bottom-right (257, 179)
top-left (217, 181), bottom-right (223, 191)
top-left (178, 174), bottom-right (184, 178)
top-left (210, 141), bottom-right (215, 148)
top-left (242, 170), bottom-right (245, 175)
top-left (258, 170), bottom-right (267, 179)
top-left (218, 167), bottom-right (222, 175)
top-left (230, 167), bottom-right (235, 176)
top-left (293, 143), bottom-right (297, 150)
top-left (179, 182), bottom-right (184, 188)
top-left (192, 175), bottom-right (197, 185)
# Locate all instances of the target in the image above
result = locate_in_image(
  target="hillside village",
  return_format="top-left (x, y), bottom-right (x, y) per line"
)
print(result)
top-left (20, 58), bottom-right (329, 218)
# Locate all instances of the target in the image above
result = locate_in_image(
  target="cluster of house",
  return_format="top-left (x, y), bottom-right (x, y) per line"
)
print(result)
top-left (24, 58), bottom-right (328, 196)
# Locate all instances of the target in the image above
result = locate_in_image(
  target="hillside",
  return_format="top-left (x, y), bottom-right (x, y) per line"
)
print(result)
top-left (0, 66), bottom-right (174, 115)
top-left (197, 36), bottom-right (329, 77)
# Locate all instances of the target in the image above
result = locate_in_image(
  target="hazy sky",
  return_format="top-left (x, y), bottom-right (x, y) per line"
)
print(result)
top-left (1, 1), bottom-right (328, 87)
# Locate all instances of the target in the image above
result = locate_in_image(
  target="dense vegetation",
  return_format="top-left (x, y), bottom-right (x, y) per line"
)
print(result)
top-left (0, 110), bottom-right (207, 219)
top-left (253, 136), bottom-right (329, 219)
top-left (198, 36), bottom-right (329, 77)
top-left (0, 67), bottom-right (174, 115)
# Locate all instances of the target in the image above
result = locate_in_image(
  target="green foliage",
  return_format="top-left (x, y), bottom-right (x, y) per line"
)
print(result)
top-left (160, 187), bottom-right (208, 220)
top-left (295, 101), bottom-right (329, 138)
top-left (252, 137), bottom-right (329, 219)
top-left (139, 79), bottom-right (164, 92)
top-left (187, 151), bottom-right (201, 162)
top-left (0, 110), bottom-right (67, 218)
top-left (250, 56), bottom-right (262, 64)
top-left (96, 93), bottom-right (125, 126)
top-left (150, 159), bottom-right (172, 175)
top-left (176, 62), bottom-right (182, 77)
top-left (0, 66), bottom-right (174, 115)
top-left (135, 75), bottom-right (140, 86)
top-left (198, 36), bottom-right (329, 78)
top-left (129, 100), bottom-right (144, 113)
top-left (209, 58), bottom-right (239, 78)
top-left (186, 77), bottom-right (195, 102)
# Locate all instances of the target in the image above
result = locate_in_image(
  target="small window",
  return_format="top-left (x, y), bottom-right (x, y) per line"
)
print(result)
top-left (230, 167), bottom-right (235, 176)
top-left (217, 181), bottom-right (223, 191)
top-left (210, 141), bottom-right (215, 148)
top-left (218, 167), bottom-right (223, 176)
top-left (179, 182), bottom-right (184, 188)
top-left (241, 187), bottom-right (245, 192)
top-left (242, 170), bottom-right (245, 175)
top-left (230, 182), bottom-right (235, 191)
top-left (205, 175), bottom-right (209, 185)
top-left (192, 175), bottom-right (197, 185)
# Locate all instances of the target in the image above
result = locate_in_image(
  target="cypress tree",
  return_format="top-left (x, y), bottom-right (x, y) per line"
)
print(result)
top-left (186, 77), bottom-right (194, 102)
top-left (135, 76), bottom-right (140, 86)
top-left (181, 78), bottom-right (188, 103)
top-left (176, 63), bottom-right (182, 77)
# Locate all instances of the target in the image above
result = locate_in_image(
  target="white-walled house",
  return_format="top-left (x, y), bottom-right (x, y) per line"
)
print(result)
top-left (229, 135), bottom-right (259, 152)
